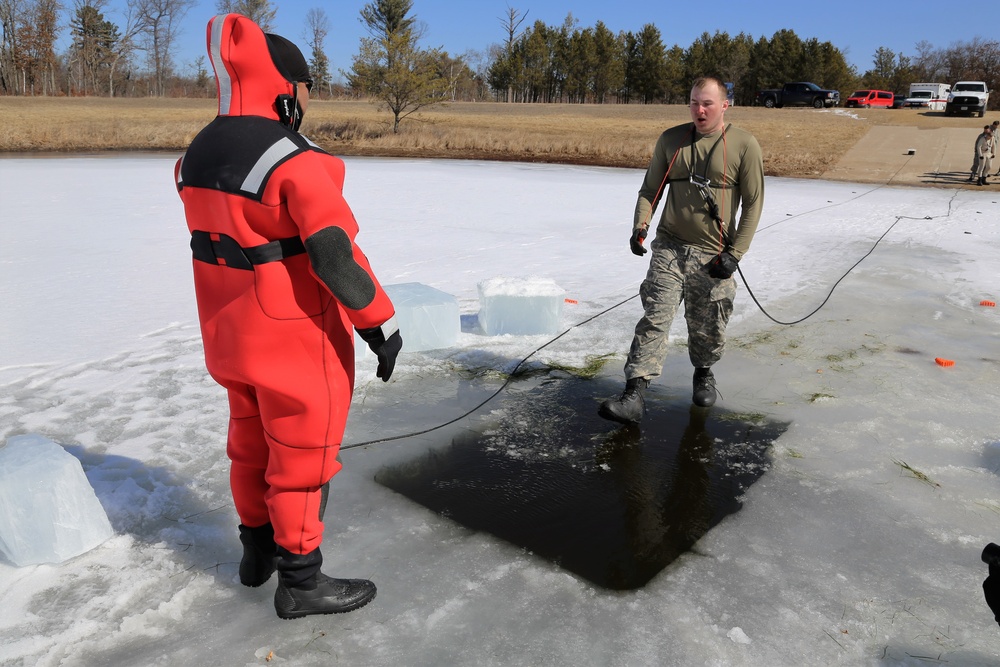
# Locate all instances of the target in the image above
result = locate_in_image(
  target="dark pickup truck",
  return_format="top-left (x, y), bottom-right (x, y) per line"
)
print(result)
top-left (757, 82), bottom-right (840, 108)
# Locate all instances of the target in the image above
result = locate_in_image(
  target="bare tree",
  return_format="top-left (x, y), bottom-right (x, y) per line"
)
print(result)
top-left (0, 0), bottom-right (26, 92)
top-left (911, 40), bottom-right (946, 82)
top-left (15, 0), bottom-right (61, 94)
top-left (499, 4), bottom-right (527, 52)
top-left (106, 2), bottom-right (143, 97)
top-left (497, 3), bottom-right (526, 102)
top-left (304, 7), bottom-right (330, 96)
top-left (129, 0), bottom-right (194, 95)
top-left (214, 0), bottom-right (276, 33)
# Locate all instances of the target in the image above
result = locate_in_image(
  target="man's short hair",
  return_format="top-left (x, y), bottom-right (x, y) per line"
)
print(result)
top-left (691, 76), bottom-right (728, 99)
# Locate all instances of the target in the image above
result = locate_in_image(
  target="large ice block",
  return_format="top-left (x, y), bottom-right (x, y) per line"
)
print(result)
top-left (0, 434), bottom-right (114, 566)
top-left (477, 276), bottom-right (565, 335)
top-left (383, 282), bottom-right (460, 352)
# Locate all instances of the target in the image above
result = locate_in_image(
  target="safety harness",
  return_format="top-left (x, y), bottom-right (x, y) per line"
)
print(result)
top-left (190, 230), bottom-right (305, 270)
top-left (648, 123), bottom-right (734, 252)
top-left (675, 123), bottom-right (731, 228)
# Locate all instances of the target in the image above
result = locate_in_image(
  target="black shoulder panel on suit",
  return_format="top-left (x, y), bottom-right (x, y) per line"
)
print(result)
top-left (178, 116), bottom-right (320, 201)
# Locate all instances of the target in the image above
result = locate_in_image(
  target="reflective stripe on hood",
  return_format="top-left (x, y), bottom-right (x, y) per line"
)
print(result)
top-left (206, 13), bottom-right (294, 121)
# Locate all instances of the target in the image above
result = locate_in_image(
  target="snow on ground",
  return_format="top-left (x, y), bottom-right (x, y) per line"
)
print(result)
top-left (1, 155), bottom-right (999, 666)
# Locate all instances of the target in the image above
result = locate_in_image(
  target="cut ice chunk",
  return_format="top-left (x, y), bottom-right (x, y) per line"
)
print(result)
top-left (0, 434), bottom-right (113, 566)
top-left (477, 276), bottom-right (565, 336)
top-left (383, 282), bottom-right (460, 352)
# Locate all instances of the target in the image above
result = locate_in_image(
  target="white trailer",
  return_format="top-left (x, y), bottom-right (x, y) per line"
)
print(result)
top-left (905, 83), bottom-right (951, 110)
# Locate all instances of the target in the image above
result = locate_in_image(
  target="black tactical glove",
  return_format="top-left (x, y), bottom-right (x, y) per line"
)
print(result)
top-left (357, 324), bottom-right (402, 382)
top-left (708, 251), bottom-right (739, 279)
top-left (630, 227), bottom-right (648, 256)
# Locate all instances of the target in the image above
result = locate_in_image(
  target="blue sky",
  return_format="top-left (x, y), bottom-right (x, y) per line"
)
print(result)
top-left (160, 0), bottom-right (961, 81)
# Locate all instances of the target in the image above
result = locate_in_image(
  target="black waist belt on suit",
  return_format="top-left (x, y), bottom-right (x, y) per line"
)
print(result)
top-left (190, 231), bottom-right (306, 270)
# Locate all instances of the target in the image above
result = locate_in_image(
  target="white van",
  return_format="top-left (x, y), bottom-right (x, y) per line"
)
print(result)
top-left (905, 83), bottom-right (951, 110)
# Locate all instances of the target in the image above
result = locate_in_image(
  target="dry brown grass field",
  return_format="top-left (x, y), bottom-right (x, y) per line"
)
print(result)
top-left (0, 96), bottom-right (989, 177)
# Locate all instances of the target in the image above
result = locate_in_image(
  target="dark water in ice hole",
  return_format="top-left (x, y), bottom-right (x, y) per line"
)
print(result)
top-left (374, 373), bottom-right (789, 590)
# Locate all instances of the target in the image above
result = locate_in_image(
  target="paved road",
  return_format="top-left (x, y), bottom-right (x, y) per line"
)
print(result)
top-left (821, 125), bottom-right (991, 188)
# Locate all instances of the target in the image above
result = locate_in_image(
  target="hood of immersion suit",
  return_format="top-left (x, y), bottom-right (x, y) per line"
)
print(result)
top-left (206, 13), bottom-right (301, 123)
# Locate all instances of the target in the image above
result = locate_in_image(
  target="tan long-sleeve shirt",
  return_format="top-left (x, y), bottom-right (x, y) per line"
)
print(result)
top-left (634, 122), bottom-right (765, 261)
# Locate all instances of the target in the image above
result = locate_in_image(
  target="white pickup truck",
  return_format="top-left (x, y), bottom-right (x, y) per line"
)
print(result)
top-left (946, 81), bottom-right (990, 117)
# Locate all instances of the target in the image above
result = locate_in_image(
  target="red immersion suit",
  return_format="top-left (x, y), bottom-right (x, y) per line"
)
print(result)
top-left (174, 13), bottom-right (396, 555)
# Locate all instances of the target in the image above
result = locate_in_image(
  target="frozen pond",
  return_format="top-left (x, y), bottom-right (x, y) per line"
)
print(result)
top-left (1, 155), bottom-right (1000, 666)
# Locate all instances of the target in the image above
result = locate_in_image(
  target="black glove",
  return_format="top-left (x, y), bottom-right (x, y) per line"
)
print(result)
top-left (985, 566), bottom-right (1000, 626)
top-left (357, 324), bottom-right (402, 382)
top-left (708, 251), bottom-right (739, 279)
top-left (983, 544), bottom-right (1000, 626)
top-left (630, 227), bottom-right (648, 256)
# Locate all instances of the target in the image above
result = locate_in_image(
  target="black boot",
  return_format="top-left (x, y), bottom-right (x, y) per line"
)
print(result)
top-left (978, 176), bottom-right (986, 186)
top-left (238, 523), bottom-right (276, 587)
top-left (274, 546), bottom-right (377, 619)
top-left (598, 377), bottom-right (649, 424)
top-left (692, 367), bottom-right (717, 407)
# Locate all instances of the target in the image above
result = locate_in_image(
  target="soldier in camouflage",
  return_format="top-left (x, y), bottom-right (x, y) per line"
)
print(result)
top-left (599, 76), bottom-right (765, 424)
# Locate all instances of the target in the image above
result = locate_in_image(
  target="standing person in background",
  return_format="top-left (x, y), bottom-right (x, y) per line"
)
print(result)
top-left (598, 76), bottom-right (764, 425)
top-left (175, 14), bottom-right (401, 619)
top-left (991, 120), bottom-right (1000, 177)
top-left (971, 124), bottom-right (990, 183)
top-left (975, 125), bottom-right (993, 185)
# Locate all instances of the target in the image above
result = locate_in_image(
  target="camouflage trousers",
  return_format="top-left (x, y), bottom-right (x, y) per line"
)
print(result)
top-left (624, 238), bottom-right (736, 381)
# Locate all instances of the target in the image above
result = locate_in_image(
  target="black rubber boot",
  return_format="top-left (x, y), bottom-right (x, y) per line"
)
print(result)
top-left (238, 523), bottom-right (276, 587)
top-left (978, 176), bottom-right (986, 186)
top-left (598, 377), bottom-right (649, 424)
top-left (274, 547), bottom-right (377, 620)
top-left (692, 367), bottom-right (717, 407)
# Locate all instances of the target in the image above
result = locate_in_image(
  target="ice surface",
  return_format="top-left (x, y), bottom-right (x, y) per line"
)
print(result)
top-left (383, 282), bottom-right (460, 352)
top-left (477, 276), bottom-right (565, 335)
top-left (2, 157), bottom-right (1000, 666)
top-left (0, 434), bottom-right (113, 566)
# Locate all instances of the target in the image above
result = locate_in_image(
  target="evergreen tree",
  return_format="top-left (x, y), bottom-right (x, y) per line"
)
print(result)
top-left (563, 26), bottom-right (594, 103)
top-left (804, 38), bottom-right (856, 93)
top-left (347, 0), bottom-right (447, 132)
top-left (590, 21), bottom-right (622, 103)
top-left (861, 46), bottom-right (912, 92)
top-left (630, 23), bottom-right (666, 103)
top-left (520, 21), bottom-right (551, 102)
top-left (69, 2), bottom-right (120, 95)
top-left (662, 44), bottom-right (686, 103)
top-left (764, 29), bottom-right (804, 86)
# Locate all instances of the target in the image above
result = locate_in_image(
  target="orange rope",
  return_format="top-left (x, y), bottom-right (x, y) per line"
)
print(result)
top-left (719, 130), bottom-right (727, 253)
top-left (639, 127), bottom-right (690, 230)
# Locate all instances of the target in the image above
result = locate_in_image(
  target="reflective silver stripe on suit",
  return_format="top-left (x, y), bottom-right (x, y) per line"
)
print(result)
top-left (241, 137), bottom-right (299, 195)
top-left (379, 315), bottom-right (399, 340)
top-left (210, 15), bottom-right (231, 115)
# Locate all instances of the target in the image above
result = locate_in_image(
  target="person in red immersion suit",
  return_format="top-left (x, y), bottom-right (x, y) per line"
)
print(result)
top-left (174, 13), bottom-right (402, 620)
